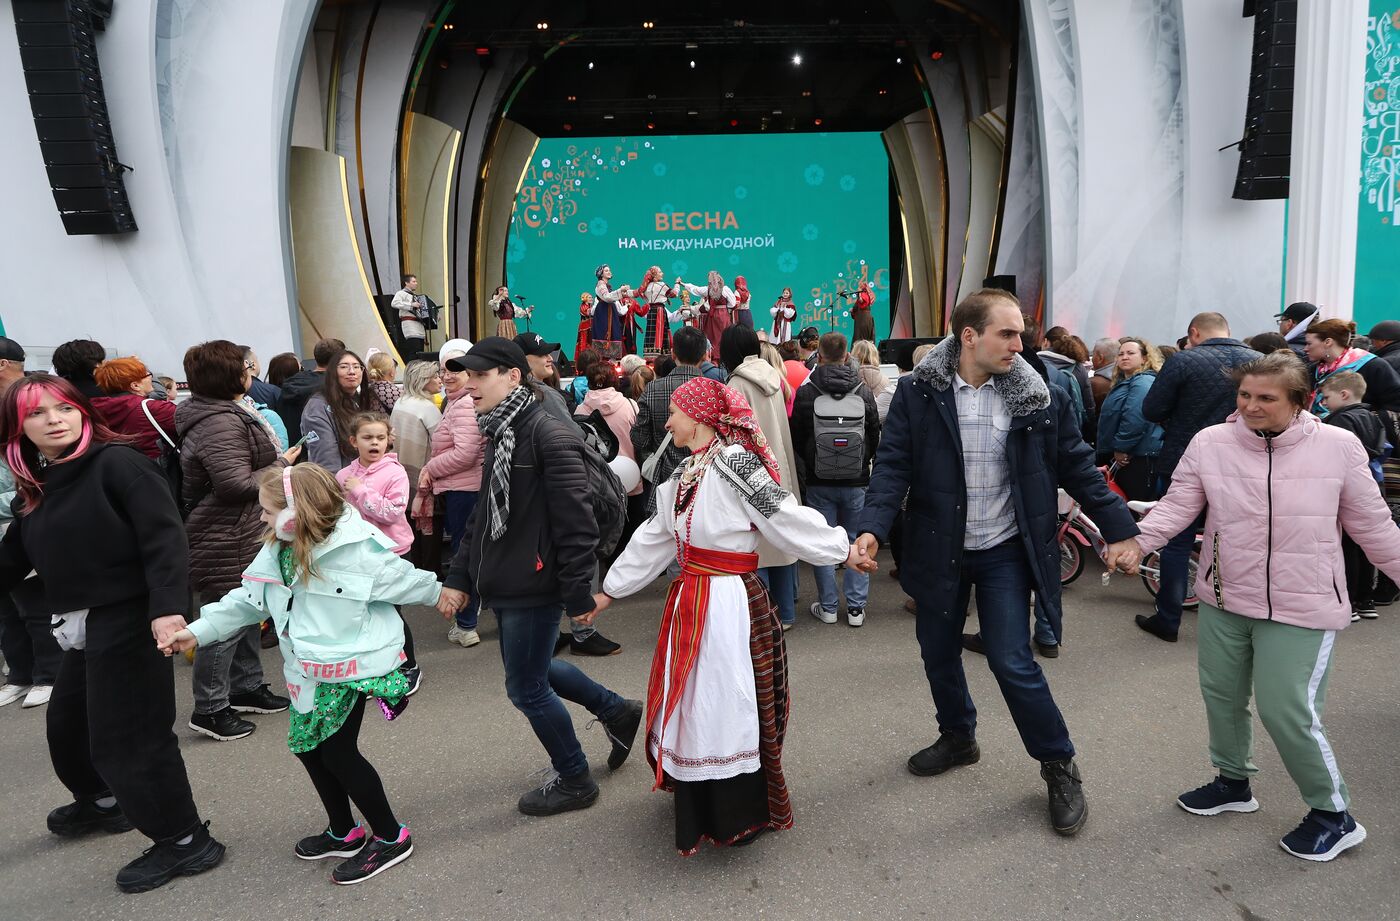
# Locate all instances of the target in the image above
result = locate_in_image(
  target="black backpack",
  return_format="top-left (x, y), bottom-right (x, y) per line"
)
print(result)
top-left (526, 411), bottom-right (627, 557)
top-left (141, 399), bottom-right (189, 516)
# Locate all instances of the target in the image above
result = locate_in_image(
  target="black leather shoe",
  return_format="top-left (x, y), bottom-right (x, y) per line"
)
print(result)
top-left (907, 733), bottom-right (980, 777)
top-left (571, 632), bottom-right (622, 656)
top-left (1135, 614), bottom-right (1179, 643)
top-left (1041, 758), bottom-right (1088, 835)
top-left (517, 771), bottom-right (600, 816)
top-left (1035, 640), bottom-right (1060, 658)
top-left (602, 699), bottom-right (644, 771)
top-left (960, 633), bottom-right (986, 656)
top-left (228, 684), bottom-right (291, 714)
top-left (47, 797), bottom-right (133, 837)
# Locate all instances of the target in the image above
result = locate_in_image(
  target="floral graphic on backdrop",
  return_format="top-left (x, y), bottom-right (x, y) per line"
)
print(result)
top-left (1362, 9), bottom-right (1399, 224)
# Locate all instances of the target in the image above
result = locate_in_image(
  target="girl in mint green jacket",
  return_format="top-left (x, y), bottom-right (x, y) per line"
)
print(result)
top-left (163, 464), bottom-right (441, 885)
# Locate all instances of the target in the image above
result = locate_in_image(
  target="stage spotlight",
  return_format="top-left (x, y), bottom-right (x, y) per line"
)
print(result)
top-left (689, 60), bottom-right (696, 68)
top-left (730, 119), bottom-right (739, 127)
top-left (814, 117), bottom-right (822, 126)
top-left (877, 88), bottom-right (887, 95)
top-left (443, 23), bottom-right (454, 31)
top-left (791, 53), bottom-right (802, 65)
top-left (801, 90), bottom-right (812, 97)
top-left (646, 121), bottom-right (655, 130)
top-left (563, 123), bottom-right (572, 131)
top-left (566, 95), bottom-right (577, 102)
top-left (931, 50), bottom-right (944, 60)
top-left (536, 21), bottom-right (548, 30)
top-left (603, 113), bottom-right (615, 120)
top-left (642, 21), bottom-right (654, 29)
top-left (895, 56), bottom-right (902, 63)
top-left (587, 61), bottom-right (594, 70)
top-left (687, 110), bottom-right (699, 116)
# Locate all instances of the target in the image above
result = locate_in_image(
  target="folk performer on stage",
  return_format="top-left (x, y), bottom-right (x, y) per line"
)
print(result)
top-left (591, 265), bottom-right (630, 359)
top-left (584, 377), bottom-right (859, 855)
top-left (770, 288), bottom-right (797, 343)
top-left (851, 280), bottom-right (876, 344)
top-left (639, 266), bottom-right (681, 355)
top-left (680, 271), bottom-right (736, 359)
top-left (489, 285), bottom-right (532, 340)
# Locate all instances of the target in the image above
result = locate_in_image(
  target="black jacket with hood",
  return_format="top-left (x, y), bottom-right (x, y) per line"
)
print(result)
top-left (276, 369), bottom-right (325, 444)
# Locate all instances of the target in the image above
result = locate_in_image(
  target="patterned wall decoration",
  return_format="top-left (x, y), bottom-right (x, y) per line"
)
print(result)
top-left (1356, 3), bottom-right (1400, 328)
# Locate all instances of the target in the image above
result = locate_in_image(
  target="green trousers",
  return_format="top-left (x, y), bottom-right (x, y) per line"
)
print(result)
top-left (1196, 603), bottom-right (1349, 812)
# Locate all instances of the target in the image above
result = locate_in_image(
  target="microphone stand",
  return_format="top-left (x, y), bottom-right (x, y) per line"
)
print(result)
top-left (515, 294), bottom-right (532, 332)
top-left (832, 290), bottom-right (850, 333)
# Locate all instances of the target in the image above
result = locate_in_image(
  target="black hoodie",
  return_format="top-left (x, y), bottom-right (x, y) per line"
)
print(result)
top-left (789, 361), bottom-right (882, 488)
top-left (276, 369), bottom-right (324, 444)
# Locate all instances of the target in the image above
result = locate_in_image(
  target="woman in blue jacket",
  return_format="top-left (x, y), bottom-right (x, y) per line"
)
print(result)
top-left (1097, 337), bottom-right (1165, 501)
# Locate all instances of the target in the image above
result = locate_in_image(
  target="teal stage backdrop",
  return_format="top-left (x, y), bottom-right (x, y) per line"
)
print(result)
top-left (504, 132), bottom-right (892, 354)
top-left (1355, 3), bottom-right (1398, 330)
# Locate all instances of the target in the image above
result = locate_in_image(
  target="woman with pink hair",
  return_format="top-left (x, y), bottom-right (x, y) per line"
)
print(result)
top-left (0, 374), bottom-right (225, 892)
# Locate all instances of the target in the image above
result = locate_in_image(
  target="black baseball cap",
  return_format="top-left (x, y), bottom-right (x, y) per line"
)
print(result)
top-left (513, 332), bottom-right (561, 357)
top-left (0, 337), bottom-right (23, 362)
top-left (798, 326), bottom-right (820, 344)
top-left (447, 336), bottom-right (528, 374)
top-left (1275, 302), bottom-right (1318, 323)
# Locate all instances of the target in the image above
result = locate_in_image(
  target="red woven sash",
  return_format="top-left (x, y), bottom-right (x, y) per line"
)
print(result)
top-left (645, 545), bottom-right (758, 788)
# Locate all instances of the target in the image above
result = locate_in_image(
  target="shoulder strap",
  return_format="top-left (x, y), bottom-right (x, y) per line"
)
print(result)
top-left (141, 400), bottom-right (178, 451)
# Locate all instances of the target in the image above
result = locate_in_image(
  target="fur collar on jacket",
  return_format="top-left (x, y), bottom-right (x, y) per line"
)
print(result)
top-left (913, 337), bottom-right (1050, 418)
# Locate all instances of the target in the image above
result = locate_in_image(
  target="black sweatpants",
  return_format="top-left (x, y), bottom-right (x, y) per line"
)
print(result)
top-left (1343, 535), bottom-right (1376, 608)
top-left (46, 598), bottom-right (203, 843)
top-left (294, 694), bottom-right (400, 840)
top-left (0, 578), bottom-right (62, 686)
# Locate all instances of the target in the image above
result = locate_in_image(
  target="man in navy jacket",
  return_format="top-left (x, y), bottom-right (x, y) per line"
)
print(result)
top-left (851, 290), bottom-right (1138, 837)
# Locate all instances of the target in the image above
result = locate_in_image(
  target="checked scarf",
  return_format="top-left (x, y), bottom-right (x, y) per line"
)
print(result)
top-left (476, 384), bottom-right (534, 540)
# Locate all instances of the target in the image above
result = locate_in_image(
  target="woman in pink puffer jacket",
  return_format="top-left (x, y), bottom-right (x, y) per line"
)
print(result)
top-left (1125, 352), bottom-right (1400, 864)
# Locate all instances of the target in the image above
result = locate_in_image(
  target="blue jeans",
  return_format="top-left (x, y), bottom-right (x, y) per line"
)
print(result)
top-left (913, 539), bottom-right (1074, 762)
top-left (445, 491), bottom-right (482, 630)
top-left (1031, 595), bottom-right (1056, 647)
top-left (1154, 514), bottom-right (1204, 633)
top-left (805, 485), bottom-right (869, 611)
top-left (758, 564), bottom-right (797, 626)
top-left (496, 604), bottom-right (627, 778)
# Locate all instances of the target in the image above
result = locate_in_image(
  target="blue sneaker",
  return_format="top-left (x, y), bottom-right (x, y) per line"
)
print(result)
top-left (1177, 776), bottom-right (1260, 816)
top-left (1280, 810), bottom-right (1366, 862)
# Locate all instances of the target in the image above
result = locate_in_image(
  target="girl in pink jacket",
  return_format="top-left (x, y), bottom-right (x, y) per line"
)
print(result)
top-left (336, 411), bottom-right (421, 691)
top-left (1125, 353), bottom-right (1400, 863)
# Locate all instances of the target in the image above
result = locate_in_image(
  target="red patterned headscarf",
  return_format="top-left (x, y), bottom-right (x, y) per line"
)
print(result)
top-left (671, 376), bottom-right (780, 484)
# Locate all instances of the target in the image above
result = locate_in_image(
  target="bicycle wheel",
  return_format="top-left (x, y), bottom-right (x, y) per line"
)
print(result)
top-left (1060, 527), bottom-right (1086, 585)
top-left (1182, 547), bottom-right (1200, 609)
top-left (1141, 548), bottom-right (1202, 607)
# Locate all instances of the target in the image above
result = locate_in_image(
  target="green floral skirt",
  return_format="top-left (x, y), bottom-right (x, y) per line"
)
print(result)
top-left (286, 670), bottom-right (410, 754)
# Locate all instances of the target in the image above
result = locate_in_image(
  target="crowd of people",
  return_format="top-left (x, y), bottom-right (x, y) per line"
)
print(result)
top-left (1, 291), bottom-right (1396, 893)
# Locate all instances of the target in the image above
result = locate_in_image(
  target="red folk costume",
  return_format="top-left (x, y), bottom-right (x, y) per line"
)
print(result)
top-left (639, 267), bottom-right (679, 355)
top-left (770, 293), bottom-right (796, 343)
top-left (575, 293), bottom-right (594, 360)
top-left (851, 283), bottom-right (876, 344)
top-left (600, 378), bottom-right (850, 855)
top-left (681, 272), bottom-right (734, 358)
top-left (732, 276), bottom-right (754, 331)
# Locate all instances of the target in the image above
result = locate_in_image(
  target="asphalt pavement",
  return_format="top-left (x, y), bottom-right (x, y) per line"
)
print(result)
top-left (1, 552), bottom-right (1396, 921)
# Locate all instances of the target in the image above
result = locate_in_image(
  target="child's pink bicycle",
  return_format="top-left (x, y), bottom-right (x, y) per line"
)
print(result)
top-left (1056, 486), bottom-right (1201, 608)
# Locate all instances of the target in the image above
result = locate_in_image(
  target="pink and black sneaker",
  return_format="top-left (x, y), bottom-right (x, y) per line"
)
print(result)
top-left (295, 823), bottom-right (367, 860)
top-left (331, 825), bottom-right (413, 884)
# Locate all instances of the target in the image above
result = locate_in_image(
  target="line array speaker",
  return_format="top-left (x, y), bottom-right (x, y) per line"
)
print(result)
top-left (14, 0), bottom-right (136, 234)
top-left (1233, 0), bottom-right (1296, 200)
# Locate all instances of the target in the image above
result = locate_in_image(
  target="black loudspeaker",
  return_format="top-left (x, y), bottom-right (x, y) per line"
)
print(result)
top-left (14, 0), bottom-right (136, 234)
top-left (1233, 0), bottom-right (1296, 200)
top-left (983, 274), bottom-right (1017, 294)
top-left (878, 337), bottom-right (943, 366)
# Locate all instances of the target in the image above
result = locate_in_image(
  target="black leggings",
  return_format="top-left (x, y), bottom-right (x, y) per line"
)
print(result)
top-left (398, 611), bottom-right (417, 669)
top-left (293, 694), bottom-right (399, 840)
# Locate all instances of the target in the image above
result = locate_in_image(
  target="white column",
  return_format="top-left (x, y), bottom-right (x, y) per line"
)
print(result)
top-left (1284, 0), bottom-right (1369, 318)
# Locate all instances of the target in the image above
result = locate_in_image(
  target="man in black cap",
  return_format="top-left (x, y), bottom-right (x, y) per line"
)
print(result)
top-left (1276, 302), bottom-right (1319, 361)
top-left (512, 332), bottom-right (572, 425)
top-left (1367, 320), bottom-right (1400, 375)
top-left (437, 338), bottom-right (641, 817)
top-left (798, 326), bottom-right (821, 369)
top-left (0, 337), bottom-right (25, 392)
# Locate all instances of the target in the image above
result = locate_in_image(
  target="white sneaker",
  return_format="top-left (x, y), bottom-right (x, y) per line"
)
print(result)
top-left (846, 606), bottom-right (866, 627)
top-left (21, 685), bottom-right (52, 708)
top-left (0, 683), bottom-right (31, 707)
top-left (446, 624), bottom-right (481, 648)
top-left (809, 602), bottom-right (837, 625)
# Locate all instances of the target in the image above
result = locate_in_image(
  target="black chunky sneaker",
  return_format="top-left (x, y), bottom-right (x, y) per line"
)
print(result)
top-left (295, 824), bottom-right (368, 860)
top-left (517, 771), bottom-right (600, 816)
top-left (47, 797), bottom-right (133, 837)
top-left (907, 733), bottom-right (980, 777)
top-left (1041, 758), bottom-right (1088, 836)
top-left (602, 699), bottom-right (644, 771)
top-left (115, 821), bottom-right (225, 893)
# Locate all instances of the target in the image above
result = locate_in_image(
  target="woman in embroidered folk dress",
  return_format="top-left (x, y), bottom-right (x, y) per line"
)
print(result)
top-left (770, 288), bottom-right (797, 344)
top-left (489, 286), bottom-right (530, 340)
top-left (575, 292), bottom-right (594, 360)
top-left (584, 377), bottom-right (855, 854)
